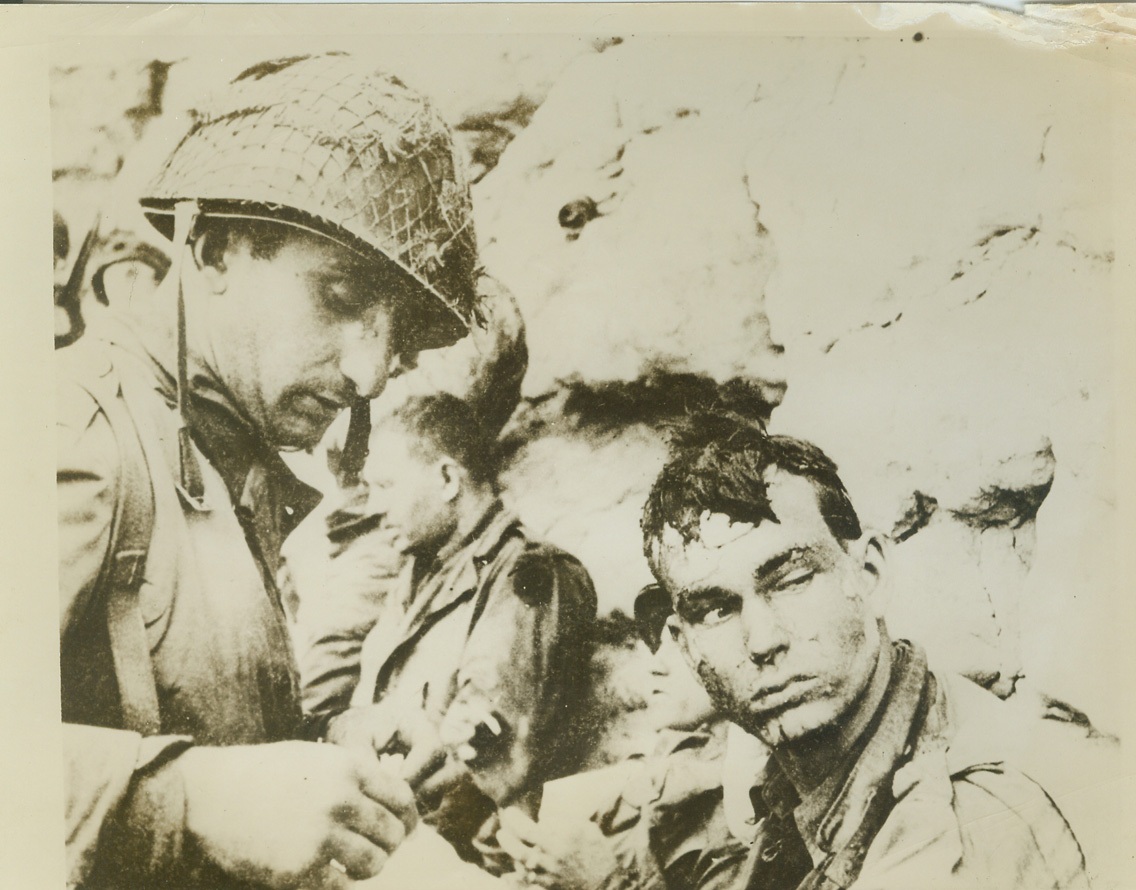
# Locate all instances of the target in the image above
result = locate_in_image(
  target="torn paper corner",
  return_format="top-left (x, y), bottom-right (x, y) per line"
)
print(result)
top-left (859, 2), bottom-right (1136, 49)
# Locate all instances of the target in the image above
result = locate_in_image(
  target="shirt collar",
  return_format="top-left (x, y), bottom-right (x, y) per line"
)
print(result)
top-left (753, 641), bottom-right (924, 866)
top-left (427, 498), bottom-right (519, 571)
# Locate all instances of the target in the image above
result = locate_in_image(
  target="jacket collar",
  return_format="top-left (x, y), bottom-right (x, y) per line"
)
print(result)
top-left (753, 641), bottom-right (933, 872)
top-left (400, 499), bottom-right (521, 624)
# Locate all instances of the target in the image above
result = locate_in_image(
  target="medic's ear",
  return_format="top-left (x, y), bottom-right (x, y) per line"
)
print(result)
top-left (191, 227), bottom-right (230, 295)
top-left (191, 225), bottom-right (229, 276)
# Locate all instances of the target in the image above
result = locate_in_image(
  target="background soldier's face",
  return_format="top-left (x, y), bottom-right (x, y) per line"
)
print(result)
top-left (202, 228), bottom-right (398, 450)
top-left (363, 426), bottom-right (457, 556)
top-left (642, 630), bottom-right (717, 732)
top-left (652, 470), bottom-right (887, 748)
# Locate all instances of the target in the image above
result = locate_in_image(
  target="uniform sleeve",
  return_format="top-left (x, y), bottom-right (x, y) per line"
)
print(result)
top-left (57, 386), bottom-right (193, 886)
top-left (950, 768), bottom-right (1089, 890)
top-left (293, 525), bottom-right (401, 733)
top-left (57, 384), bottom-right (118, 636)
top-left (450, 544), bottom-right (598, 807)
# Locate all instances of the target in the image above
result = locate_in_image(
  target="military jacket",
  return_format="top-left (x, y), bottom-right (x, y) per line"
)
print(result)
top-left (300, 501), bottom-right (598, 821)
top-left (58, 316), bottom-right (319, 888)
top-left (739, 642), bottom-right (1090, 890)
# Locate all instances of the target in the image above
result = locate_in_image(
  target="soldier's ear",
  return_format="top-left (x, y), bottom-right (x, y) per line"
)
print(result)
top-left (191, 230), bottom-right (229, 294)
top-left (438, 457), bottom-right (463, 504)
top-left (853, 531), bottom-right (890, 617)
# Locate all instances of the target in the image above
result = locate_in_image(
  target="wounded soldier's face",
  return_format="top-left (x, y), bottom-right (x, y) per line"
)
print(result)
top-left (652, 470), bottom-right (887, 748)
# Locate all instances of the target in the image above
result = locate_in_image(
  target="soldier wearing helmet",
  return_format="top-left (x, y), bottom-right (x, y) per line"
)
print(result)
top-left (57, 53), bottom-right (478, 889)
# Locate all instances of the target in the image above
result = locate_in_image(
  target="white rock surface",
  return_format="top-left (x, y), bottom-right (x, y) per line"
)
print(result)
top-left (475, 39), bottom-right (784, 397)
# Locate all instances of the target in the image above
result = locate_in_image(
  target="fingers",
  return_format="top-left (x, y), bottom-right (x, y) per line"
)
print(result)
top-left (340, 794), bottom-right (411, 855)
top-left (402, 742), bottom-right (447, 790)
top-left (325, 706), bottom-right (397, 755)
top-left (324, 833), bottom-right (390, 883)
top-left (353, 758), bottom-right (418, 834)
top-left (498, 806), bottom-right (543, 846)
top-left (498, 809), bottom-right (564, 887)
top-left (414, 757), bottom-right (468, 802)
top-left (439, 700), bottom-right (502, 748)
top-left (525, 869), bottom-right (560, 890)
top-left (311, 868), bottom-right (353, 890)
top-left (466, 706), bottom-right (503, 742)
top-left (496, 826), bottom-right (537, 864)
top-left (509, 852), bottom-right (558, 890)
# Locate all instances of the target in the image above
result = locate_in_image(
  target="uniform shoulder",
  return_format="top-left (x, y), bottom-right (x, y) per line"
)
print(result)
top-left (951, 765), bottom-right (1088, 888)
top-left (55, 338), bottom-right (118, 447)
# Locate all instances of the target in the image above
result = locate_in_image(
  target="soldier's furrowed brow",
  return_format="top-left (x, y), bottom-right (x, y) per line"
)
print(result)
top-left (752, 550), bottom-right (797, 583)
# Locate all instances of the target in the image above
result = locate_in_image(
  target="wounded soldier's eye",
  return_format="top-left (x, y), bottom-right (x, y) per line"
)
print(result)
top-left (688, 600), bottom-right (737, 627)
top-left (699, 606), bottom-right (735, 627)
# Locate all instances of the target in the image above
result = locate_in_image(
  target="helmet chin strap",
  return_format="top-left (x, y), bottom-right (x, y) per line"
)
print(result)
top-left (171, 200), bottom-right (208, 510)
top-left (338, 397), bottom-right (372, 488)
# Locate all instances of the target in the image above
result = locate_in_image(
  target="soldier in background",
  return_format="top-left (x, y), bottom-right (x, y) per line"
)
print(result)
top-left (301, 393), bottom-right (597, 862)
top-left (496, 584), bottom-right (751, 890)
top-left (57, 53), bottom-right (480, 888)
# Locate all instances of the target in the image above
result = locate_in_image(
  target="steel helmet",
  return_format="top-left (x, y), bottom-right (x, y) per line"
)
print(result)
top-left (140, 52), bottom-right (478, 351)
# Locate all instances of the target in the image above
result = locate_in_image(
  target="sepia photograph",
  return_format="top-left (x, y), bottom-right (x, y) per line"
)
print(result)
top-left (1, 3), bottom-right (1134, 888)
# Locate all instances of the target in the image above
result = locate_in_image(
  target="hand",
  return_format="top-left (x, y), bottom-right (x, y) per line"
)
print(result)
top-left (326, 705), bottom-right (460, 800)
top-left (496, 806), bottom-right (618, 890)
top-left (324, 703), bottom-right (401, 757)
top-left (438, 696), bottom-right (507, 765)
top-left (396, 712), bottom-right (469, 804)
top-left (177, 741), bottom-right (417, 889)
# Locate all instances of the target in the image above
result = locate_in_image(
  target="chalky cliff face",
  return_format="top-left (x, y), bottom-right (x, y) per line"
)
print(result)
top-left (477, 28), bottom-right (1119, 746)
top-left (53, 15), bottom-right (1121, 760)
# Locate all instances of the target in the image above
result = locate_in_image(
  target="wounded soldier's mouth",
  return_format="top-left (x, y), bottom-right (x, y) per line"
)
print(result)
top-left (750, 676), bottom-right (817, 711)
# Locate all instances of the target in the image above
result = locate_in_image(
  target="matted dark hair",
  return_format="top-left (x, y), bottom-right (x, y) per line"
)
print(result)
top-left (641, 411), bottom-right (861, 554)
top-left (389, 393), bottom-right (498, 485)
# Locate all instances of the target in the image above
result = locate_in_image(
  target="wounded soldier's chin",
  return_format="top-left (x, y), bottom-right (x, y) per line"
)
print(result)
top-left (742, 696), bottom-right (837, 748)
